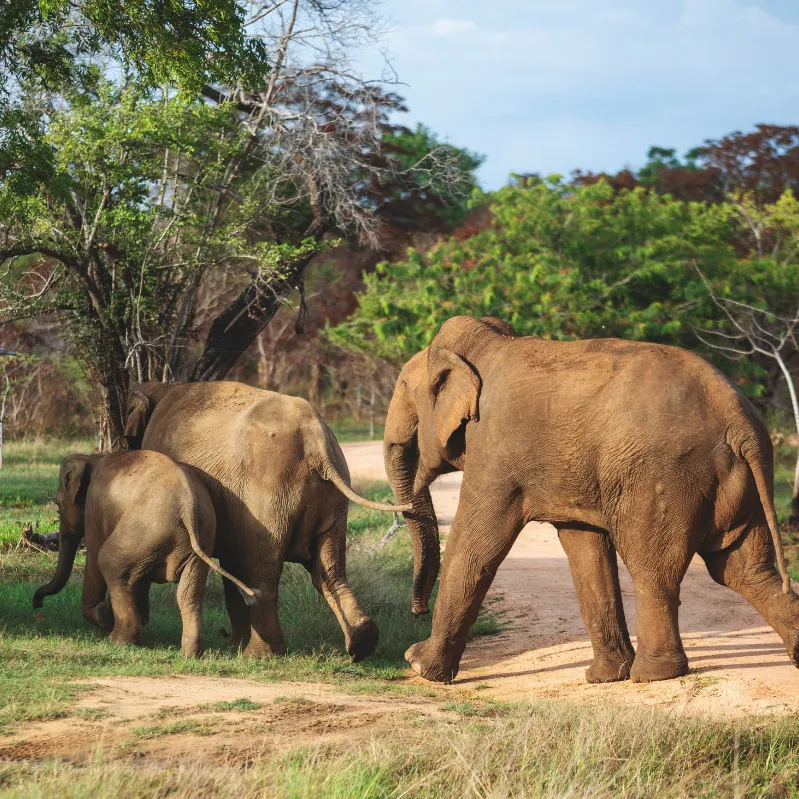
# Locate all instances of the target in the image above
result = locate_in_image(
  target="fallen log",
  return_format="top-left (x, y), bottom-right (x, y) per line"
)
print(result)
top-left (17, 523), bottom-right (60, 552)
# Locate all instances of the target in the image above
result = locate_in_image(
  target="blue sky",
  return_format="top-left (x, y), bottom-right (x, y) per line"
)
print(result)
top-left (359, 0), bottom-right (799, 189)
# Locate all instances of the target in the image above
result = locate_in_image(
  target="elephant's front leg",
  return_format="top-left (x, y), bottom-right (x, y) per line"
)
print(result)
top-left (557, 527), bottom-right (634, 683)
top-left (81, 550), bottom-right (112, 632)
top-left (405, 482), bottom-right (523, 683)
top-left (307, 519), bottom-right (379, 663)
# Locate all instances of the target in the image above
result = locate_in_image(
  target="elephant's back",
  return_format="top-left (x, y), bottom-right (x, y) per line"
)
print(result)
top-left (141, 382), bottom-right (321, 533)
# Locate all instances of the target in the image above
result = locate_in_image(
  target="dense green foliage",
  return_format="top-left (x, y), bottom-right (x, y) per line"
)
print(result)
top-left (0, 0), bottom-right (267, 102)
top-left (328, 178), bottom-right (799, 399)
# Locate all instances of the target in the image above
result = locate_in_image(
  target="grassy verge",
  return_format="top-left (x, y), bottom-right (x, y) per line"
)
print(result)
top-left (0, 439), bottom-right (93, 546)
top-left (329, 421), bottom-right (385, 443)
top-left (1, 700), bottom-right (799, 797)
top-left (0, 440), bottom-right (501, 733)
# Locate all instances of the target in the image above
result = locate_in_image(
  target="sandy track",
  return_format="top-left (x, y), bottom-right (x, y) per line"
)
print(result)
top-left (343, 441), bottom-right (799, 718)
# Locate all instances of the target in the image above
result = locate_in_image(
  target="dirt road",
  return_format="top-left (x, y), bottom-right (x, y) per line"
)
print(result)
top-left (343, 441), bottom-right (799, 718)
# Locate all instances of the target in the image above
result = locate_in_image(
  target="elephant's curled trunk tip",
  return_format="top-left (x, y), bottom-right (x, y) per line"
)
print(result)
top-left (239, 586), bottom-right (261, 607)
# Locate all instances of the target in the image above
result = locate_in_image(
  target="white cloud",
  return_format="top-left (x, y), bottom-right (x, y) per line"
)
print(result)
top-left (680, 0), bottom-right (736, 26)
top-left (430, 18), bottom-right (478, 36)
top-left (681, 0), bottom-right (795, 30)
top-left (360, 0), bottom-right (799, 188)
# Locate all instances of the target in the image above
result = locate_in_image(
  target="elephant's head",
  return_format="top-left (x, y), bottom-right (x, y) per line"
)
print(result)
top-left (33, 455), bottom-right (92, 609)
top-left (384, 316), bottom-right (516, 616)
top-left (124, 381), bottom-right (178, 449)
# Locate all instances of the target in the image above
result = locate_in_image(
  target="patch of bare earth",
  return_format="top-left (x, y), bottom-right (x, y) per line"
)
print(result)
top-left (0, 678), bottom-right (443, 764)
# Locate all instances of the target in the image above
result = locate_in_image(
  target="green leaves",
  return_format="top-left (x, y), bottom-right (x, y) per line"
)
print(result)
top-left (2, 0), bottom-right (268, 101)
top-left (327, 177), bottom-right (799, 397)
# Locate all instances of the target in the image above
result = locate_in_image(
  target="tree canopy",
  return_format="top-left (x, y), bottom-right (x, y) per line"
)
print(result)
top-left (1, 0), bottom-right (267, 102)
top-left (327, 177), bottom-right (799, 403)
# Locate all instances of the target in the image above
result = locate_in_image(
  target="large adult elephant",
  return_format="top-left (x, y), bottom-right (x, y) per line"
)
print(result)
top-left (384, 315), bottom-right (798, 684)
top-left (125, 381), bottom-right (410, 660)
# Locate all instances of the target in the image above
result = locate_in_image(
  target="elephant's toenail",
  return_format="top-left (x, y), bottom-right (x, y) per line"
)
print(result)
top-left (411, 661), bottom-right (423, 675)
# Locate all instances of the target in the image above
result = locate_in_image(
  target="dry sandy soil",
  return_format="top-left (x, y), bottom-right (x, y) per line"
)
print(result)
top-left (4, 440), bottom-right (799, 765)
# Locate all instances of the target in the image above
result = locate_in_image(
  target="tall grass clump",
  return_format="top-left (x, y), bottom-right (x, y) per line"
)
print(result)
top-left (2, 701), bottom-right (799, 797)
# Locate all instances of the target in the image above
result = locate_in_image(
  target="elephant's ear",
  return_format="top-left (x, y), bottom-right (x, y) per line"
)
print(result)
top-left (124, 392), bottom-right (151, 450)
top-left (429, 348), bottom-right (481, 450)
top-left (62, 457), bottom-right (90, 506)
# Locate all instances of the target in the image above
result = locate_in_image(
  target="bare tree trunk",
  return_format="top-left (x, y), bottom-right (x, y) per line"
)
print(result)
top-left (91, 361), bottom-right (129, 452)
top-left (369, 381), bottom-right (375, 440)
top-left (190, 238), bottom-right (323, 382)
top-left (0, 372), bottom-right (10, 469)
top-left (309, 353), bottom-right (320, 408)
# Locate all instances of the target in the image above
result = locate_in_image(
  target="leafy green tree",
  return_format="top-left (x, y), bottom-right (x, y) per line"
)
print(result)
top-left (696, 190), bottom-right (799, 518)
top-left (1, 0), bottom-right (267, 103)
top-left (0, 83), bottom-right (264, 446)
top-left (327, 177), bottom-right (737, 365)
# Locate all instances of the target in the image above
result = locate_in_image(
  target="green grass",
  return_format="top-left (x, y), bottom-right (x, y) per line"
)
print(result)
top-left (329, 421), bottom-right (385, 443)
top-left (2, 701), bottom-right (799, 797)
top-left (210, 697), bottom-right (263, 712)
top-left (127, 719), bottom-right (217, 740)
top-left (0, 438), bottom-right (94, 546)
top-left (0, 442), bottom-right (500, 734)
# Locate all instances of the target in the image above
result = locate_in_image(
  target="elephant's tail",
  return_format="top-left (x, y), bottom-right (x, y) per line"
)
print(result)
top-left (741, 446), bottom-right (792, 594)
top-left (321, 464), bottom-right (413, 513)
top-left (180, 488), bottom-right (260, 606)
top-left (308, 412), bottom-right (412, 513)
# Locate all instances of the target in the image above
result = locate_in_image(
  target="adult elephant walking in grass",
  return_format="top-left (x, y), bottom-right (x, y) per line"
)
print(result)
top-left (125, 381), bottom-right (410, 661)
top-left (384, 315), bottom-right (798, 684)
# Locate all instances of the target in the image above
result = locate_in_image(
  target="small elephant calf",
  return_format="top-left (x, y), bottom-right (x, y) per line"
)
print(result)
top-left (33, 450), bottom-right (257, 656)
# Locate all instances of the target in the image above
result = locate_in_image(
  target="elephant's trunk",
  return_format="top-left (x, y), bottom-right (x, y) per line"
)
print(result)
top-left (384, 439), bottom-right (440, 616)
top-left (32, 535), bottom-right (79, 609)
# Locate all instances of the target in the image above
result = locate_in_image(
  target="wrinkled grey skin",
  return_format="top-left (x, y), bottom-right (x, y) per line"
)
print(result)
top-left (384, 315), bottom-right (797, 685)
top-left (33, 450), bottom-right (254, 657)
top-left (125, 380), bottom-right (409, 661)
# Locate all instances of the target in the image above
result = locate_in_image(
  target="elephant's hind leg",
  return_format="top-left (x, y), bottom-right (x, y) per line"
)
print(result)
top-left (221, 564), bottom-right (251, 649)
top-left (243, 560), bottom-right (287, 658)
top-left (558, 527), bottom-right (634, 683)
top-left (177, 556), bottom-right (209, 658)
top-left (306, 518), bottom-right (379, 663)
top-left (623, 544), bottom-right (691, 683)
top-left (97, 545), bottom-right (141, 646)
top-left (104, 582), bottom-right (142, 646)
top-left (702, 524), bottom-right (799, 665)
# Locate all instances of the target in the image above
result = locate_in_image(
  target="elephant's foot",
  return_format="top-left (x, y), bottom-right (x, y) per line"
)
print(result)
top-left (108, 628), bottom-right (140, 647)
top-left (781, 628), bottom-right (799, 667)
top-left (346, 618), bottom-right (379, 663)
top-left (230, 628), bottom-right (251, 650)
top-left (181, 638), bottom-right (204, 658)
top-left (629, 647), bottom-right (688, 683)
top-left (405, 638), bottom-right (466, 684)
top-left (585, 648), bottom-right (634, 684)
top-left (242, 638), bottom-right (287, 658)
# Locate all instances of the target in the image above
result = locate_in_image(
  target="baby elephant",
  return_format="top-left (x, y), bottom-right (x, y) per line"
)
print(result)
top-left (33, 450), bottom-right (257, 656)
